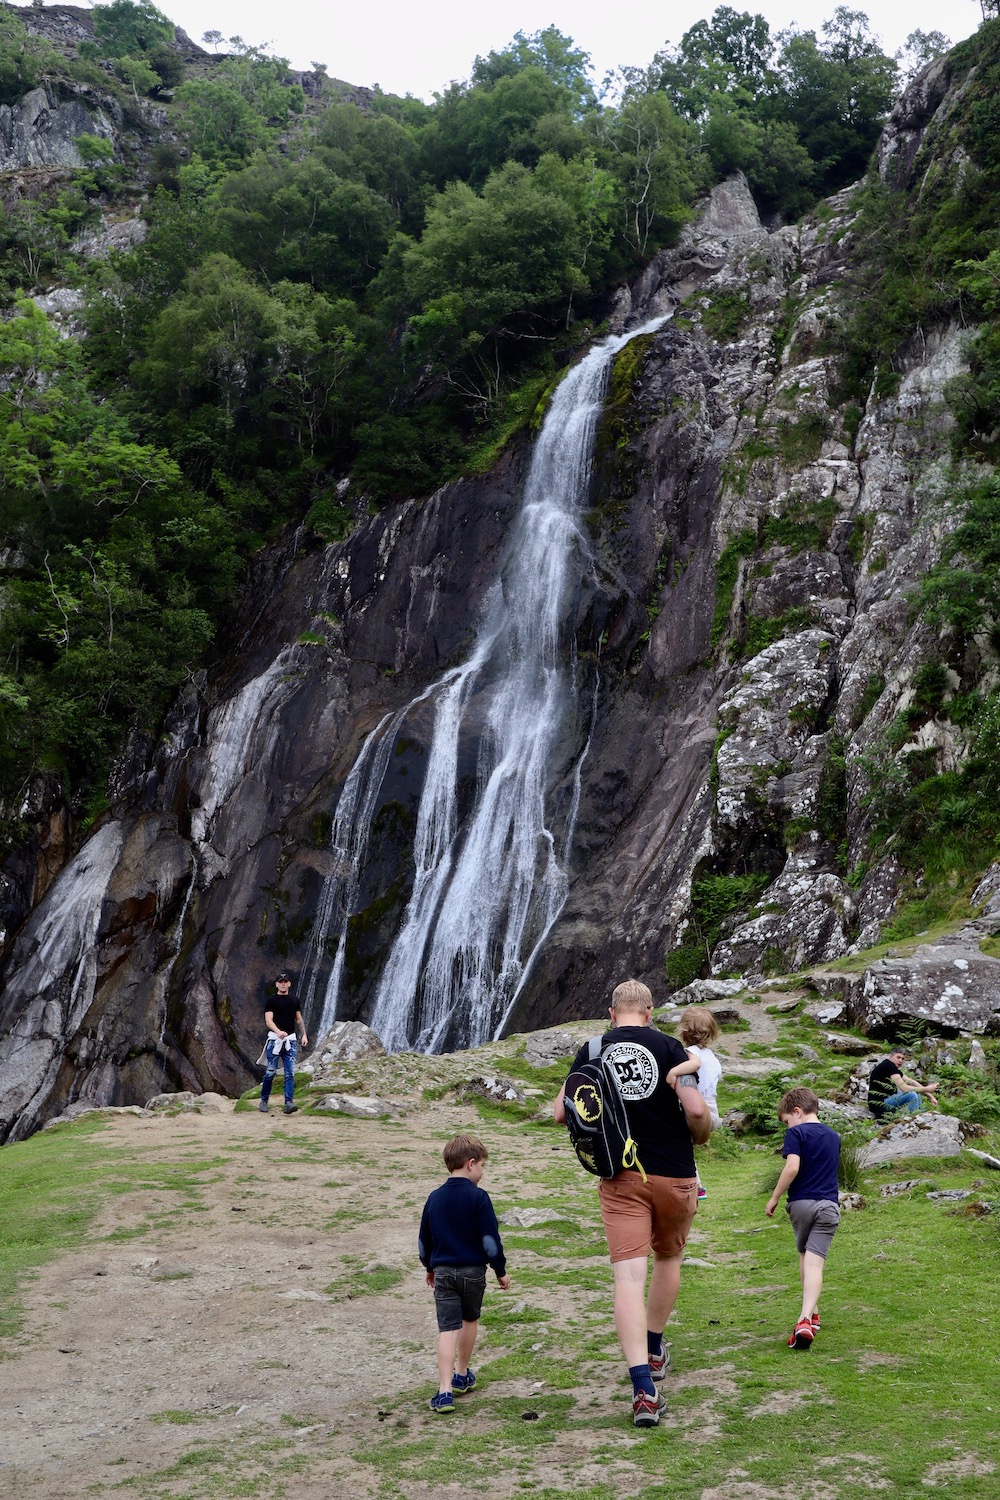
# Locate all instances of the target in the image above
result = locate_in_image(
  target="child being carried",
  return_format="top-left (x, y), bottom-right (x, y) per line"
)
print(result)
top-left (666, 1006), bottom-right (722, 1197)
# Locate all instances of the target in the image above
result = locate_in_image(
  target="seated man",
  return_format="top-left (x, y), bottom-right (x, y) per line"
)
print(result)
top-left (867, 1046), bottom-right (939, 1119)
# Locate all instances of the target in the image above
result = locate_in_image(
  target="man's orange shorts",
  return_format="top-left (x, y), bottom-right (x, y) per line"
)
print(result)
top-left (597, 1172), bottom-right (698, 1262)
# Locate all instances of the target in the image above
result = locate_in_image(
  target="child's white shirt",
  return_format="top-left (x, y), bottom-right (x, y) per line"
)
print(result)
top-left (686, 1044), bottom-right (722, 1111)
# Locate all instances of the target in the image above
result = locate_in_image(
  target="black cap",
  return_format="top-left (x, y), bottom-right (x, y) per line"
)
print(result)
top-left (275, 971), bottom-right (293, 983)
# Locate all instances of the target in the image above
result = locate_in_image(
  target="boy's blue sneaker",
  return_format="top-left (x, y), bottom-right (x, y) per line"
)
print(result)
top-left (452, 1369), bottom-right (477, 1394)
top-left (429, 1391), bottom-right (455, 1413)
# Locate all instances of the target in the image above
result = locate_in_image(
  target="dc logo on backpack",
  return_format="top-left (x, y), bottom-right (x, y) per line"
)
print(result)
top-left (563, 1037), bottom-right (647, 1181)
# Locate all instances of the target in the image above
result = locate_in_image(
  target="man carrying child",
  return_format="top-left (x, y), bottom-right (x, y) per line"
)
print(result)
top-left (554, 979), bottom-right (711, 1428)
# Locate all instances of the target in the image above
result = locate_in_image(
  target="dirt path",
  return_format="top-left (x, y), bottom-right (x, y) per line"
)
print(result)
top-left (0, 1003), bottom-right (793, 1498)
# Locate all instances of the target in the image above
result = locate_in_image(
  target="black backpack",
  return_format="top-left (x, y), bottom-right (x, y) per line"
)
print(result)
top-left (563, 1037), bottom-right (647, 1181)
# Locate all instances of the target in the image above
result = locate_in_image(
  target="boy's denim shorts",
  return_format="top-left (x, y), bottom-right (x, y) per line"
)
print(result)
top-left (433, 1265), bottom-right (487, 1331)
top-left (787, 1198), bottom-right (840, 1258)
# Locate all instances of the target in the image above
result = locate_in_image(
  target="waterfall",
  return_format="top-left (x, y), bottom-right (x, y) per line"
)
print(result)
top-left (306, 317), bottom-right (666, 1051)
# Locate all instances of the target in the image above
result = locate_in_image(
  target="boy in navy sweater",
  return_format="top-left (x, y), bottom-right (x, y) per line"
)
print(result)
top-left (418, 1134), bottom-right (511, 1413)
top-left (765, 1086), bottom-right (841, 1351)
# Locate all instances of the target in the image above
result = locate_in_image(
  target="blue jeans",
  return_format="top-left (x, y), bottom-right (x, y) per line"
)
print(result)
top-left (261, 1038), bottom-right (296, 1106)
top-left (880, 1090), bottom-right (922, 1115)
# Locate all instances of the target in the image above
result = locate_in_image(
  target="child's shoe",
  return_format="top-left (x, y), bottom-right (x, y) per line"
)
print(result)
top-left (452, 1369), bottom-right (477, 1394)
top-left (811, 1311), bottom-right (821, 1332)
top-left (787, 1317), bottom-right (814, 1351)
top-left (429, 1390), bottom-right (455, 1413)
top-left (697, 1183), bottom-right (708, 1199)
top-left (648, 1347), bottom-right (671, 1381)
top-left (631, 1388), bottom-right (665, 1428)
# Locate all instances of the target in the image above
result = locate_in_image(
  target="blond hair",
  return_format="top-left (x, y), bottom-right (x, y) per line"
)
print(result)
top-left (678, 1006), bottom-right (720, 1047)
top-left (610, 978), bottom-right (653, 1016)
top-left (443, 1134), bottom-right (488, 1171)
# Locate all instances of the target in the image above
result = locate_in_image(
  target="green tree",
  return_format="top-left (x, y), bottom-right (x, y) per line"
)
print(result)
top-left (599, 89), bottom-right (700, 256)
top-left (652, 6), bottom-right (776, 120)
top-left (471, 26), bottom-right (596, 115)
top-left (0, 9), bottom-right (59, 105)
top-left (90, 0), bottom-right (175, 57)
top-left (215, 155), bottom-right (395, 295)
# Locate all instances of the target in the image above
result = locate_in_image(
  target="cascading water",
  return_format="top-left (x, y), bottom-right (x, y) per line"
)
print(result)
top-left (305, 316), bottom-right (667, 1052)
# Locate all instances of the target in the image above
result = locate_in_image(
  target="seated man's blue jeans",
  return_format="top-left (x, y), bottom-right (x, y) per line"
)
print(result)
top-left (261, 1037), bottom-right (297, 1106)
top-left (881, 1090), bottom-right (922, 1115)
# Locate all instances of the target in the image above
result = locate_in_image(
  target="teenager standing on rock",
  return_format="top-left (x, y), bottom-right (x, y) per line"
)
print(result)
top-left (259, 972), bottom-right (308, 1115)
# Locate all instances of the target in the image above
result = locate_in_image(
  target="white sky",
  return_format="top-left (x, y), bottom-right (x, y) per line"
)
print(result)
top-left (153, 0), bottom-right (979, 97)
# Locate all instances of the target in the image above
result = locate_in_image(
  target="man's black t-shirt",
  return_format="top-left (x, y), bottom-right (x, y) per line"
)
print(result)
top-left (567, 1025), bottom-right (695, 1178)
top-left (868, 1057), bottom-right (902, 1116)
top-left (266, 994), bottom-right (300, 1033)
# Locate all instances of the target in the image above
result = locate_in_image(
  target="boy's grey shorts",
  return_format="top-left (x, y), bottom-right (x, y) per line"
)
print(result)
top-left (433, 1265), bottom-right (487, 1331)
top-left (787, 1198), bottom-right (840, 1258)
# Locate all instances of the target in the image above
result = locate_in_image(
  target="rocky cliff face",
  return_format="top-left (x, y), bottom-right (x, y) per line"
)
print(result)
top-left (1, 58), bottom-right (998, 1140)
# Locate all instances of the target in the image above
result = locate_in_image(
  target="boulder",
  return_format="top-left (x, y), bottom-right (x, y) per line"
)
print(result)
top-left (42, 1103), bottom-right (144, 1129)
top-left (971, 862), bottom-right (1000, 919)
top-left (804, 1000), bottom-right (845, 1024)
top-left (926, 1189), bottom-right (972, 1201)
top-left (311, 1022), bottom-right (386, 1072)
top-left (312, 1093), bottom-right (394, 1118)
top-left (965, 1148), bottom-right (1000, 1170)
top-left (145, 1091), bottom-right (199, 1111)
top-left (462, 1075), bottom-right (526, 1105)
top-left (838, 1192), bottom-right (864, 1211)
top-left (850, 931), bottom-right (1000, 1035)
top-left (816, 1098), bottom-right (870, 1121)
top-left (823, 1032), bottom-right (878, 1056)
top-left (499, 1207), bottom-right (570, 1228)
top-left (669, 978), bottom-right (747, 1005)
top-left (522, 1031), bottom-right (583, 1067)
top-left (858, 1112), bottom-right (964, 1167)
top-left (879, 1179), bottom-right (930, 1197)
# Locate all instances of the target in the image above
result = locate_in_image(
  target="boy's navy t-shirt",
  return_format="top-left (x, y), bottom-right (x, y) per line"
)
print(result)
top-left (781, 1121), bottom-right (840, 1202)
top-left (418, 1177), bottom-right (507, 1276)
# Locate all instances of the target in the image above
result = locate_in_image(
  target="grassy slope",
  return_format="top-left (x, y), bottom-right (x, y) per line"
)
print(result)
top-left (1, 1023), bottom-right (998, 1498)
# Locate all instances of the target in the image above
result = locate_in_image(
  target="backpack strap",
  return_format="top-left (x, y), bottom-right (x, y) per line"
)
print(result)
top-left (587, 1035), bottom-right (602, 1061)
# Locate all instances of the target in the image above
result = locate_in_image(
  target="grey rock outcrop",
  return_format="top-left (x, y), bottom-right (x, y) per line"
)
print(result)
top-left (848, 932), bottom-right (1000, 1036)
top-left (858, 1111), bottom-right (964, 1166)
top-left (0, 84), bottom-right (119, 171)
top-left (311, 1022), bottom-right (386, 1068)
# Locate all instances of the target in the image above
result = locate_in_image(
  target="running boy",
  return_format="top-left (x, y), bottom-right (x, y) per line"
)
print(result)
top-left (418, 1134), bottom-right (511, 1413)
top-left (764, 1086), bottom-right (841, 1350)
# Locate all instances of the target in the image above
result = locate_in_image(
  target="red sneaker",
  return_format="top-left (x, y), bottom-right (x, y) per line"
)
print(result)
top-left (788, 1318), bottom-right (814, 1350)
top-left (811, 1312), bottom-right (821, 1332)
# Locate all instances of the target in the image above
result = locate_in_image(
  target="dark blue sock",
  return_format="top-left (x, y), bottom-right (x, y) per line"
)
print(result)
top-left (647, 1331), bottom-right (663, 1358)
top-left (629, 1362), bottom-right (655, 1397)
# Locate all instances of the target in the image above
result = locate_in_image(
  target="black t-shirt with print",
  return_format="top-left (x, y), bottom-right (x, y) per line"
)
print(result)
top-left (567, 1025), bottom-right (696, 1178)
top-left (266, 993), bottom-right (300, 1033)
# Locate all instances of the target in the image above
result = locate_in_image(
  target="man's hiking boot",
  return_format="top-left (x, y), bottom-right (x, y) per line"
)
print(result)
top-left (648, 1348), bottom-right (671, 1381)
top-left (788, 1317), bottom-right (814, 1350)
top-left (632, 1386), bottom-right (666, 1428)
top-left (283, 1103), bottom-right (298, 1115)
top-left (452, 1369), bottom-right (476, 1394)
top-left (258, 1101), bottom-right (268, 1113)
top-left (428, 1390), bottom-right (455, 1413)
